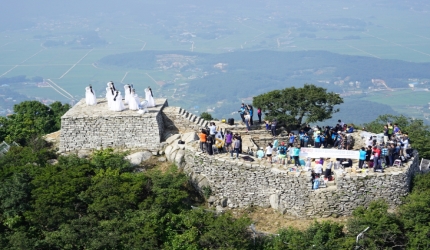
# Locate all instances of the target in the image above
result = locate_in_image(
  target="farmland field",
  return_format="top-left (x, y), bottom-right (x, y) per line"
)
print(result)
top-left (1, 0), bottom-right (430, 122)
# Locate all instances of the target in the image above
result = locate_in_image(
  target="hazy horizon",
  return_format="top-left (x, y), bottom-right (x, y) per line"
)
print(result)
top-left (1, 0), bottom-right (430, 123)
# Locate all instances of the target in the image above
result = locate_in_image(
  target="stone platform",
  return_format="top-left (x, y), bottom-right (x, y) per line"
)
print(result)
top-left (59, 98), bottom-right (167, 153)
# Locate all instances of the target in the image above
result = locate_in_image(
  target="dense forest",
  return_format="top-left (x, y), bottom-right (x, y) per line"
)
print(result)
top-left (0, 100), bottom-right (430, 249)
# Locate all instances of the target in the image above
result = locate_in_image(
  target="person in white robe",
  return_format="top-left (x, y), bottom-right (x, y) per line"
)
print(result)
top-left (128, 89), bottom-right (140, 111)
top-left (111, 90), bottom-right (125, 111)
top-left (145, 87), bottom-right (155, 107)
top-left (123, 84), bottom-right (131, 104)
top-left (105, 86), bottom-right (115, 109)
top-left (137, 100), bottom-right (149, 114)
top-left (85, 85), bottom-right (97, 105)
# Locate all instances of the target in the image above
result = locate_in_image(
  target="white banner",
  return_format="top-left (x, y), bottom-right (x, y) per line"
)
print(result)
top-left (299, 147), bottom-right (360, 159)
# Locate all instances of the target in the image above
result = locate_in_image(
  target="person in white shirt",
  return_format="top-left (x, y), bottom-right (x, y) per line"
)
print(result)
top-left (209, 122), bottom-right (217, 136)
top-left (265, 143), bottom-right (273, 163)
top-left (400, 133), bottom-right (410, 156)
top-left (314, 162), bottom-right (323, 176)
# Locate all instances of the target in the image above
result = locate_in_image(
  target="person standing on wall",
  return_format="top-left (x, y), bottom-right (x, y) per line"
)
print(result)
top-left (244, 111), bottom-right (251, 132)
top-left (206, 134), bottom-right (214, 155)
top-left (225, 130), bottom-right (233, 154)
top-left (288, 132), bottom-right (295, 147)
top-left (231, 137), bottom-right (241, 159)
top-left (239, 103), bottom-right (246, 123)
top-left (358, 147), bottom-right (366, 168)
top-left (199, 129), bottom-right (207, 153)
top-left (271, 119), bottom-right (277, 138)
top-left (373, 146), bottom-right (383, 172)
top-left (234, 133), bottom-right (243, 153)
top-left (257, 107), bottom-right (262, 124)
top-left (383, 125), bottom-right (389, 145)
top-left (247, 104), bottom-right (254, 125)
top-left (292, 145), bottom-right (301, 167)
top-left (266, 143), bottom-right (273, 163)
top-left (277, 142), bottom-right (288, 165)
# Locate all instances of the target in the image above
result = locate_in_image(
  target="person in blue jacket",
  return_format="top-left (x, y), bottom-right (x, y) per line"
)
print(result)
top-left (239, 103), bottom-right (246, 122)
top-left (314, 133), bottom-right (321, 148)
top-left (359, 147), bottom-right (367, 168)
top-left (247, 104), bottom-right (254, 125)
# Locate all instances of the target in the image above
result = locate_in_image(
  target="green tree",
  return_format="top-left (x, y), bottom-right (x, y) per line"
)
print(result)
top-left (253, 84), bottom-right (343, 129)
top-left (25, 156), bottom-right (93, 230)
top-left (399, 173), bottom-right (430, 249)
top-left (49, 101), bottom-right (71, 131)
top-left (346, 200), bottom-right (406, 249)
top-left (200, 112), bottom-right (214, 121)
top-left (0, 101), bottom-right (70, 145)
top-left (264, 221), bottom-right (346, 250)
top-left (79, 168), bottom-right (148, 220)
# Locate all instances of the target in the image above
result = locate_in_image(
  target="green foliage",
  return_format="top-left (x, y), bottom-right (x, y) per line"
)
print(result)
top-left (0, 101), bottom-right (70, 145)
top-left (26, 158), bottom-right (93, 230)
top-left (347, 200), bottom-right (406, 249)
top-left (202, 185), bottom-right (212, 199)
top-left (90, 148), bottom-right (132, 172)
top-left (164, 209), bottom-right (252, 250)
top-left (200, 112), bottom-right (214, 121)
top-left (265, 221), bottom-right (345, 250)
top-left (399, 172), bottom-right (430, 249)
top-left (1, 146), bottom-right (249, 249)
top-left (364, 114), bottom-right (430, 158)
top-left (1, 141), bottom-right (430, 249)
top-left (253, 84), bottom-right (343, 129)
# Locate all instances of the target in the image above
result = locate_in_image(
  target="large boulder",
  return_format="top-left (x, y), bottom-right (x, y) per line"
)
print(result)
top-left (269, 193), bottom-right (280, 210)
top-left (125, 151), bottom-right (153, 166)
top-left (174, 149), bottom-right (186, 168)
top-left (182, 132), bottom-right (198, 143)
top-left (166, 134), bottom-right (181, 144)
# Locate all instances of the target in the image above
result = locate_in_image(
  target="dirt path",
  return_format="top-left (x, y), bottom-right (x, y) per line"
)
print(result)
top-left (232, 207), bottom-right (350, 233)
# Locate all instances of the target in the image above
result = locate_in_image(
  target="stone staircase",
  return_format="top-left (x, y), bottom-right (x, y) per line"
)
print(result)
top-left (161, 106), bottom-right (209, 135)
top-left (176, 107), bottom-right (209, 128)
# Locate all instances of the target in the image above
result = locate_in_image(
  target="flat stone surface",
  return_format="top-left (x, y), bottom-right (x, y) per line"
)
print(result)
top-left (62, 98), bottom-right (167, 118)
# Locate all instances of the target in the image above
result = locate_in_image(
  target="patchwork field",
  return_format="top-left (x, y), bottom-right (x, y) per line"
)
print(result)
top-left (1, 0), bottom-right (429, 122)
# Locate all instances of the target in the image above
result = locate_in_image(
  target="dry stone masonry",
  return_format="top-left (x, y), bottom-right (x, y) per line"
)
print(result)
top-left (59, 99), bottom-right (422, 218)
top-left (183, 148), bottom-right (420, 218)
top-left (60, 98), bottom-right (168, 153)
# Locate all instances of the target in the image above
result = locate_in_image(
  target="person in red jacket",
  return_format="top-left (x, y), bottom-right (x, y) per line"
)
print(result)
top-left (373, 146), bottom-right (383, 172)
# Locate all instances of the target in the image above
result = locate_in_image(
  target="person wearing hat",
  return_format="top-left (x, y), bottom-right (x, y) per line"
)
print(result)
top-left (277, 142), bottom-right (288, 164)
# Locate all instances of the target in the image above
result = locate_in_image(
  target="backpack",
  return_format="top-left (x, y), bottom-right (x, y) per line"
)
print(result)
top-left (279, 146), bottom-right (287, 155)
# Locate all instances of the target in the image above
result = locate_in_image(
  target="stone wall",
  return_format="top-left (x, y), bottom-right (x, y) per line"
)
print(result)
top-left (59, 98), bottom-right (167, 153)
top-left (161, 106), bottom-right (209, 134)
top-left (183, 148), bottom-right (420, 218)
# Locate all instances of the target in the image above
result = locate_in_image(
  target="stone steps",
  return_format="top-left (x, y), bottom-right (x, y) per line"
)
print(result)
top-left (164, 107), bottom-right (208, 127)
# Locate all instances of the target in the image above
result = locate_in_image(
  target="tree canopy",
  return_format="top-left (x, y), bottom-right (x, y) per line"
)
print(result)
top-left (0, 101), bottom-right (70, 145)
top-left (253, 84), bottom-right (343, 128)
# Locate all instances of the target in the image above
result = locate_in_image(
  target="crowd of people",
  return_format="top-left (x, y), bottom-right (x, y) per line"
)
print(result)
top-left (198, 102), bottom-right (414, 185)
top-left (84, 81), bottom-right (155, 113)
top-left (194, 100), bottom-right (417, 191)
top-left (238, 103), bottom-right (263, 132)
